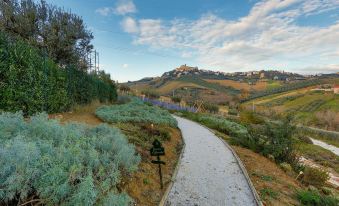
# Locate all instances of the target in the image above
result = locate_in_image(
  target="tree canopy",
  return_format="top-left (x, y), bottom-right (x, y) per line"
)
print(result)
top-left (0, 0), bottom-right (93, 70)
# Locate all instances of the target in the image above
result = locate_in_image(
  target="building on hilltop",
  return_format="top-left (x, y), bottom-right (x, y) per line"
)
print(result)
top-left (334, 85), bottom-right (339, 94)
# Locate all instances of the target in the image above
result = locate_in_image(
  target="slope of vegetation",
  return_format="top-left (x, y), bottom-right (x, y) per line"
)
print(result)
top-left (0, 112), bottom-right (140, 205)
top-left (177, 76), bottom-right (240, 95)
top-left (96, 98), bottom-right (177, 127)
top-left (245, 89), bottom-right (339, 131)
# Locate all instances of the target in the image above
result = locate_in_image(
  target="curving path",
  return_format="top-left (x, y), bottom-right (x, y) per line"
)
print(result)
top-left (165, 116), bottom-right (258, 206)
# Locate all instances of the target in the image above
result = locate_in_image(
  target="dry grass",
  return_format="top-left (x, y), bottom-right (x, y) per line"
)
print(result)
top-left (120, 126), bottom-right (182, 206)
top-left (205, 79), bottom-right (268, 91)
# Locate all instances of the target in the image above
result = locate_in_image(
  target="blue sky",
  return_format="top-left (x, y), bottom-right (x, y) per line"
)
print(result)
top-left (45, 0), bottom-right (339, 82)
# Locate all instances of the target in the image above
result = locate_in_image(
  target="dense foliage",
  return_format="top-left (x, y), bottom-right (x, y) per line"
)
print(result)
top-left (181, 113), bottom-right (249, 138)
top-left (297, 189), bottom-right (339, 206)
top-left (96, 98), bottom-right (178, 127)
top-left (0, 0), bottom-right (93, 69)
top-left (0, 32), bottom-right (117, 115)
top-left (0, 112), bottom-right (140, 205)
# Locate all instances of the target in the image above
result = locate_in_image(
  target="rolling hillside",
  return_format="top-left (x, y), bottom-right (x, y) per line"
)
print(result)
top-left (127, 64), bottom-right (339, 105)
top-left (242, 86), bottom-right (339, 131)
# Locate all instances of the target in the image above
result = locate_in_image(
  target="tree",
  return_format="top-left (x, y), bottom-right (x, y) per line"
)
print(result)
top-left (0, 0), bottom-right (93, 70)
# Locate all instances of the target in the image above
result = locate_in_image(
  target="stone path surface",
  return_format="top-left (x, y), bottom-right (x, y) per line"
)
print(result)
top-left (165, 116), bottom-right (257, 206)
top-left (310, 138), bottom-right (339, 156)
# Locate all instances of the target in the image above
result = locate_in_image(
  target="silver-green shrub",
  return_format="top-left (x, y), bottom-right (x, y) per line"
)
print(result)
top-left (0, 112), bottom-right (140, 205)
top-left (95, 98), bottom-right (177, 127)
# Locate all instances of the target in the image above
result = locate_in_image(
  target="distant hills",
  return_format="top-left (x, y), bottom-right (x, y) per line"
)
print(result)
top-left (127, 64), bottom-right (339, 104)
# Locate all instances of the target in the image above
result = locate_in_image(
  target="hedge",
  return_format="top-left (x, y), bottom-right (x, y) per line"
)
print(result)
top-left (0, 32), bottom-right (117, 115)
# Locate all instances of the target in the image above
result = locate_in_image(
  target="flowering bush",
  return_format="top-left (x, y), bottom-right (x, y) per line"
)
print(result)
top-left (0, 112), bottom-right (140, 205)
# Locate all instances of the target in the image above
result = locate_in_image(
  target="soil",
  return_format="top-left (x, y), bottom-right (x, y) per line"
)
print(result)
top-left (49, 104), bottom-right (183, 206)
top-left (232, 146), bottom-right (303, 206)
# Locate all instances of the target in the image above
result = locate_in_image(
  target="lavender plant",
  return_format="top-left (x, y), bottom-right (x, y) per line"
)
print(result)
top-left (96, 98), bottom-right (177, 127)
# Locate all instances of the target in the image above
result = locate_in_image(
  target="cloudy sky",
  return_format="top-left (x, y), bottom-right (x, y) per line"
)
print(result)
top-left (46, 0), bottom-right (339, 82)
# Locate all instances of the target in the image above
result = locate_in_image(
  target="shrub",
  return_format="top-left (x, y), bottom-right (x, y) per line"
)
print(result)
top-left (96, 98), bottom-right (177, 127)
top-left (240, 111), bottom-right (265, 124)
top-left (171, 96), bottom-right (182, 103)
top-left (142, 89), bottom-right (160, 99)
top-left (246, 119), bottom-right (296, 164)
top-left (117, 95), bottom-right (131, 104)
top-left (298, 136), bottom-right (313, 144)
top-left (204, 103), bottom-right (219, 113)
top-left (302, 167), bottom-right (329, 188)
top-left (297, 189), bottom-right (339, 206)
top-left (228, 108), bottom-right (238, 115)
top-left (0, 112), bottom-right (140, 205)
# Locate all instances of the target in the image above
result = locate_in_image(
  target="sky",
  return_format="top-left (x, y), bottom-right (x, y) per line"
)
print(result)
top-left (45, 0), bottom-right (339, 82)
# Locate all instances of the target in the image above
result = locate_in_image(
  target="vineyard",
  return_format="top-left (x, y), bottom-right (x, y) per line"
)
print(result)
top-left (258, 94), bottom-right (305, 107)
top-left (0, 112), bottom-right (140, 205)
top-left (290, 99), bottom-right (327, 113)
top-left (242, 79), bottom-right (321, 102)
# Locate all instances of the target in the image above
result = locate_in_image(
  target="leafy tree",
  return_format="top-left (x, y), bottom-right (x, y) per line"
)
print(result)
top-left (0, 0), bottom-right (93, 69)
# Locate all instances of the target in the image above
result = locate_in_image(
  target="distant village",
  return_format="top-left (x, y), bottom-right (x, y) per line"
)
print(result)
top-left (161, 64), bottom-right (329, 82)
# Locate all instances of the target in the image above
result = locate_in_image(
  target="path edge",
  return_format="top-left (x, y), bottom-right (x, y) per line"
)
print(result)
top-left (159, 116), bottom-right (186, 206)
top-left (200, 124), bottom-right (263, 206)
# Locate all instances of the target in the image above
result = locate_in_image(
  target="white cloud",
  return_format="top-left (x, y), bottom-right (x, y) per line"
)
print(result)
top-left (114, 0), bottom-right (136, 15)
top-left (122, 0), bottom-right (339, 73)
top-left (95, 7), bottom-right (113, 16)
top-left (122, 63), bottom-right (129, 68)
top-left (96, 0), bottom-right (136, 16)
top-left (121, 17), bottom-right (139, 33)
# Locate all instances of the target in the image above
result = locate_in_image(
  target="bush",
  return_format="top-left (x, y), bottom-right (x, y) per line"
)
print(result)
top-left (142, 89), bottom-right (160, 99)
top-left (240, 111), bottom-right (265, 124)
top-left (96, 98), bottom-right (177, 127)
top-left (204, 103), bottom-right (219, 113)
top-left (246, 119), bottom-right (296, 164)
top-left (297, 189), bottom-right (339, 206)
top-left (302, 167), bottom-right (329, 188)
top-left (298, 136), bottom-right (313, 144)
top-left (171, 96), bottom-right (182, 103)
top-left (0, 112), bottom-right (140, 205)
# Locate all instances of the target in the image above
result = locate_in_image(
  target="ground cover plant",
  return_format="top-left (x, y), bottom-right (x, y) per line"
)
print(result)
top-left (0, 112), bottom-right (140, 206)
top-left (95, 98), bottom-right (177, 127)
top-left (181, 112), bottom-right (249, 138)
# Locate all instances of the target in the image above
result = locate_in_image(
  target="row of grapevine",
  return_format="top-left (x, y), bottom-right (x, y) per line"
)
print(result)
top-left (0, 112), bottom-right (140, 205)
top-left (258, 94), bottom-right (304, 107)
top-left (242, 80), bottom-right (321, 102)
top-left (297, 100), bottom-right (326, 112)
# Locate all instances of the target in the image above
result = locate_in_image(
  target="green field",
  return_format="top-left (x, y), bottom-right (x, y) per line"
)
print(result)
top-left (244, 89), bottom-right (339, 131)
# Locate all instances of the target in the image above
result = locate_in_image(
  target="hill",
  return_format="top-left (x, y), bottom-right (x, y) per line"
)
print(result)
top-left (127, 64), bottom-right (338, 105)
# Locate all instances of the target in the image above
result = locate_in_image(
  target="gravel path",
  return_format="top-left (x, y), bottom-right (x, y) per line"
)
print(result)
top-left (165, 116), bottom-right (257, 206)
top-left (310, 138), bottom-right (339, 156)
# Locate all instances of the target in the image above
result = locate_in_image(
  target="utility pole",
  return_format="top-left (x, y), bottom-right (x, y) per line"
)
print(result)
top-left (94, 50), bottom-right (97, 74)
top-left (97, 52), bottom-right (100, 72)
